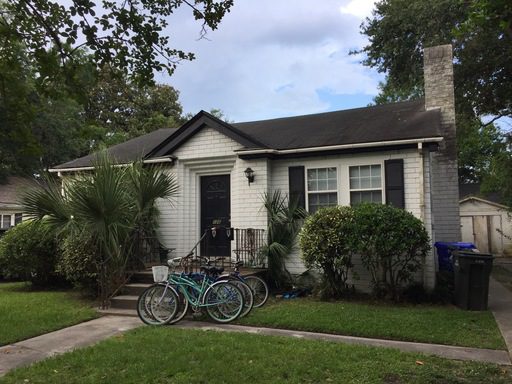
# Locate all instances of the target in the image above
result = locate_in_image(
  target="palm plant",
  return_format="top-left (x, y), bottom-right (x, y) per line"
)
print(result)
top-left (22, 153), bottom-right (178, 308)
top-left (262, 190), bottom-right (307, 289)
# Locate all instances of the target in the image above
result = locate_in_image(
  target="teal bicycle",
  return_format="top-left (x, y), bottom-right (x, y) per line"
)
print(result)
top-left (137, 259), bottom-right (244, 325)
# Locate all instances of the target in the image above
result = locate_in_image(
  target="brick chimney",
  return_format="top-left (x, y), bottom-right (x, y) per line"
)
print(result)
top-left (423, 44), bottom-right (460, 242)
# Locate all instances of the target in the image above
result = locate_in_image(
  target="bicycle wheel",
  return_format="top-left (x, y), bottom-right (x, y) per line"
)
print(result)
top-left (137, 284), bottom-right (164, 325)
top-left (148, 285), bottom-right (180, 324)
top-left (203, 281), bottom-right (244, 323)
top-left (244, 275), bottom-right (269, 308)
top-left (229, 279), bottom-right (254, 318)
top-left (167, 287), bottom-right (189, 325)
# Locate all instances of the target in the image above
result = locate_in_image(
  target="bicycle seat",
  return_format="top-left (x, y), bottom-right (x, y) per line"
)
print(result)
top-left (233, 261), bottom-right (243, 267)
top-left (200, 266), bottom-right (224, 276)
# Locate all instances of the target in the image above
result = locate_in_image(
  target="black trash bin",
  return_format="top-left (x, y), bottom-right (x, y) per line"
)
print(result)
top-left (453, 251), bottom-right (494, 310)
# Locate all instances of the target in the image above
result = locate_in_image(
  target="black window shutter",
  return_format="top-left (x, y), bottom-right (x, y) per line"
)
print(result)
top-left (385, 159), bottom-right (405, 209)
top-left (288, 166), bottom-right (305, 209)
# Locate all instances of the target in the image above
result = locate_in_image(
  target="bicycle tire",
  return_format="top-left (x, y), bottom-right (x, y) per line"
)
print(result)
top-left (148, 285), bottom-right (180, 324)
top-left (137, 284), bottom-right (165, 325)
top-left (228, 279), bottom-right (254, 318)
top-left (203, 281), bottom-right (244, 323)
top-left (244, 275), bottom-right (269, 308)
top-left (168, 287), bottom-right (189, 324)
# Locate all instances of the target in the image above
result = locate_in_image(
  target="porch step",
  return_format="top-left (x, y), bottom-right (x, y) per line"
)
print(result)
top-left (110, 295), bottom-right (139, 310)
top-left (123, 283), bottom-right (151, 296)
top-left (129, 271), bottom-right (155, 284)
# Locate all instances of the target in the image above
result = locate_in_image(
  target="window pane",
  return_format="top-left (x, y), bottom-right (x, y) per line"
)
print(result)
top-left (371, 176), bottom-right (381, 188)
top-left (371, 191), bottom-right (383, 203)
top-left (350, 177), bottom-right (359, 189)
top-left (1, 215), bottom-right (11, 229)
top-left (307, 169), bottom-right (316, 180)
top-left (317, 168), bottom-right (327, 179)
top-left (317, 179), bottom-right (327, 191)
top-left (371, 165), bottom-right (381, 177)
top-left (14, 213), bottom-right (22, 225)
top-left (360, 177), bottom-right (371, 189)
top-left (328, 179), bottom-right (337, 190)
top-left (360, 166), bottom-right (370, 177)
top-left (328, 167), bottom-right (336, 178)
top-left (349, 166), bottom-right (359, 178)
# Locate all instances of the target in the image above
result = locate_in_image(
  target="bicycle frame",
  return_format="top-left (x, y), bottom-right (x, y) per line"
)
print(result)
top-left (166, 272), bottom-right (231, 309)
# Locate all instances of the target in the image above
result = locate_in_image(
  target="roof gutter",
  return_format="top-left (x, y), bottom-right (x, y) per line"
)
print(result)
top-left (235, 137), bottom-right (444, 156)
top-left (48, 156), bottom-right (176, 175)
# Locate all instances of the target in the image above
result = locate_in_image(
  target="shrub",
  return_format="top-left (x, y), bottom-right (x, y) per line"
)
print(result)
top-left (299, 206), bottom-right (356, 298)
top-left (57, 233), bottom-right (98, 295)
top-left (0, 221), bottom-right (61, 286)
top-left (351, 203), bottom-right (431, 301)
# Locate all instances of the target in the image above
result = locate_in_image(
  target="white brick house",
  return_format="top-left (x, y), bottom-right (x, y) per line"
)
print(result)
top-left (51, 45), bottom-right (460, 290)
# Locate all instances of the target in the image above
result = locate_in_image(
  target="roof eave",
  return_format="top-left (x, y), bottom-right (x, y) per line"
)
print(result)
top-left (49, 156), bottom-right (176, 174)
top-left (235, 137), bottom-right (444, 157)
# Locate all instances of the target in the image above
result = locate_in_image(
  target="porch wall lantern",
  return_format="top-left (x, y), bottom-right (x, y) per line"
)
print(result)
top-left (244, 167), bottom-right (255, 185)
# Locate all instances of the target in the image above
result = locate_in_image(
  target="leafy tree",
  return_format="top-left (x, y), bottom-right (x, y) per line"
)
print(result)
top-left (1, 0), bottom-right (234, 85)
top-left (357, 0), bottom-right (511, 119)
top-left (356, 0), bottom-right (511, 190)
top-left (84, 67), bottom-right (186, 147)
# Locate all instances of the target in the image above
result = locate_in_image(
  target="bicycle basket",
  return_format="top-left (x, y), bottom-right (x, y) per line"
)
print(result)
top-left (151, 266), bottom-right (169, 282)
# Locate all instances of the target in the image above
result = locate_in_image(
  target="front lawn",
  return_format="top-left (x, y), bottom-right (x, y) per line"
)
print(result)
top-left (1, 327), bottom-right (510, 384)
top-left (0, 282), bottom-right (98, 346)
top-left (238, 297), bottom-right (506, 350)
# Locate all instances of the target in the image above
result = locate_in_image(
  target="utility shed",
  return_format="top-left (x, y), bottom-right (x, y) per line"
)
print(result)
top-left (459, 183), bottom-right (512, 256)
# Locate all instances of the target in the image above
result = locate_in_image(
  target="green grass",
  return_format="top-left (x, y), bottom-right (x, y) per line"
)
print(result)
top-left (1, 327), bottom-right (510, 384)
top-left (492, 265), bottom-right (512, 293)
top-left (237, 297), bottom-right (506, 350)
top-left (0, 282), bottom-right (98, 346)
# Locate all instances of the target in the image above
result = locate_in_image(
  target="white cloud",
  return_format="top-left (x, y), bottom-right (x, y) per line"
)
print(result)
top-left (160, 0), bottom-right (382, 122)
top-left (339, 0), bottom-right (377, 19)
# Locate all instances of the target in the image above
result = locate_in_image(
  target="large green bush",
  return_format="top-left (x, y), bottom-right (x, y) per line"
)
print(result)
top-left (351, 203), bottom-right (431, 301)
top-left (0, 221), bottom-right (60, 286)
top-left (299, 206), bottom-right (356, 298)
top-left (57, 233), bottom-right (98, 295)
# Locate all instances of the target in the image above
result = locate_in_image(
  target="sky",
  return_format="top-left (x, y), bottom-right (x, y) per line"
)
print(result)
top-left (157, 0), bottom-right (382, 122)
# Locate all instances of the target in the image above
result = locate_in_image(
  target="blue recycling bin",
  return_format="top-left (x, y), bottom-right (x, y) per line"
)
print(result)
top-left (434, 242), bottom-right (476, 272)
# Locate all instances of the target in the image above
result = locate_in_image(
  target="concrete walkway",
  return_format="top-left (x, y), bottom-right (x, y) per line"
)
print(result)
top-left (489, 277), bottom-right (512, 357)
top-left (2, 278), bottom-right (512, 377)
top-left (0, 316), bottom-right (142, 377)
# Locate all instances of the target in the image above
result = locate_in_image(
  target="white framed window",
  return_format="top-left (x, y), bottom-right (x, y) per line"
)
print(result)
top-left (349, 164), bottom-right (383, 205)
top-left (1, 214), bottom-right (11, 229)
top-left (306, 167), bottom-right (338, 213)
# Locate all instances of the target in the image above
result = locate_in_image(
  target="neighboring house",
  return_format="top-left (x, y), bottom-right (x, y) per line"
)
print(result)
top-left (50, 45), bottom-right (460, 291)
top-left (460, 183), bottom-right (512, 256)
top-left (0, 176), bottom-right (34, 234)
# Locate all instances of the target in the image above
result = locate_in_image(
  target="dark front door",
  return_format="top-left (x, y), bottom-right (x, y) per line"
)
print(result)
top-left (200, 175), bottom-right (231, 256)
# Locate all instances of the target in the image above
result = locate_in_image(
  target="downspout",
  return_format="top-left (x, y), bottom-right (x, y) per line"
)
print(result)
top-left (418, 142), bottom-right (427, 288)
top-left (418, 142), bottom-right (425, 221)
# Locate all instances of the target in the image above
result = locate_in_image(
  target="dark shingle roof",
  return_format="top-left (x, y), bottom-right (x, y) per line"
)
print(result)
top-left (53, 128), bottom-right (177, 170)
top-left (54, 99), bottom-right (442, 170)
top-left (232, 99), bottom-right (441, 150)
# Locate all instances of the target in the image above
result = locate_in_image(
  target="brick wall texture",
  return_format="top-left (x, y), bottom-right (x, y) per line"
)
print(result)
top-left (424, 44), bottom-right (461, 243)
